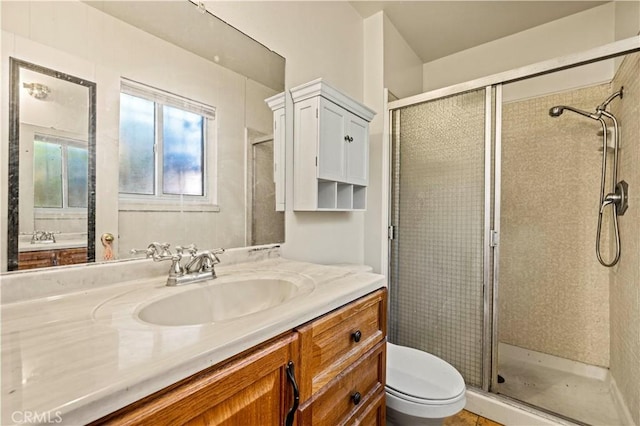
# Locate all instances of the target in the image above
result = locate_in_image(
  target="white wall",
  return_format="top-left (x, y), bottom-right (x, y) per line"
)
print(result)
top-left (423, 3), bottom-right (617, 92)
top-left (363, 12), bottom-right (422, 273)
top-left (207, 1), bottom-right (367, 265)
top-left (383, 14), bottom-right (423, 100)
top-left (615, 1), bottom-right (640, 41)
top-left (363, 12), bottom-right (385, 273)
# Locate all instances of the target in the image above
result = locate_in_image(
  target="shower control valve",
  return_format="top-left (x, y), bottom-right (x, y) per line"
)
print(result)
top-left (601, 180), bottom-right (629, 216)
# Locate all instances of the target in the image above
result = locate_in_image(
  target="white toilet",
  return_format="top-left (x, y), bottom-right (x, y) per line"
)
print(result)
top-left (327, 264), bottom-right (466, 425)
top-left (386, 342), bottom-right (466, 425)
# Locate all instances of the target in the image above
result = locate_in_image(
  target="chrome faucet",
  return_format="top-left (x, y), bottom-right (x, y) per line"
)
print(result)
top-left (29, 230), bottom-right (58, 244)
top-left (131, 242), bottom-right (224, 286)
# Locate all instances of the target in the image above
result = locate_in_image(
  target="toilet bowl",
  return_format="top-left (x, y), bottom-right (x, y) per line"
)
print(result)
top-left (386, 342), bottom-right (466, 425)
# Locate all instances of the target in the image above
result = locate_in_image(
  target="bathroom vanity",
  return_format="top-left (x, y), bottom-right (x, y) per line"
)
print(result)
top-left (0, 248), bottom-right (386, 425)
top-left (93, 289), bottom-right (386, 425)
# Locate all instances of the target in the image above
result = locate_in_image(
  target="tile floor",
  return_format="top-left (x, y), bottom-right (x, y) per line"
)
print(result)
top-left (444, 409), bottom-right (503, 426)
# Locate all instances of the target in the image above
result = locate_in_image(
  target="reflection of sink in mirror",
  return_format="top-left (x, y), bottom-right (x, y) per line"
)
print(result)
top-left (137, 278), bottom-right (314, 326)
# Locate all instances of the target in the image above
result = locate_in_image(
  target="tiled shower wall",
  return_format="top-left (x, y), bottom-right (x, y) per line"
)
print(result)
top-left (500, 84), bottom-right (612, 367)
top-left (610, 52), bottom-right (640, 425)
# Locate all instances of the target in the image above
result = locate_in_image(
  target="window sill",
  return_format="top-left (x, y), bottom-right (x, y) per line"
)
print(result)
top-left (119, 201), bottom-right (220, 213)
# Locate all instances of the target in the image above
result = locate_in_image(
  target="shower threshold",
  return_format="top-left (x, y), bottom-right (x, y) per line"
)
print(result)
top-left (494, 343), bottom-right (625, 426)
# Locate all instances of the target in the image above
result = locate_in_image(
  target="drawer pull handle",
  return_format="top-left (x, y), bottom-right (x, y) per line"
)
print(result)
top-left (352, 330), bottom-right (362, 343)
top-left (352, 391), bottom-right (362, 405)
top-left (285, 361), bottom-right (300, 426)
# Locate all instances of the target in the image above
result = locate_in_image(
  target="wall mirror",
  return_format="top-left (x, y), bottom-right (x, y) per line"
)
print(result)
top-left (6, 59), bottom-right (96, 271)
top-left (2, 0), bottom-right (285, 272)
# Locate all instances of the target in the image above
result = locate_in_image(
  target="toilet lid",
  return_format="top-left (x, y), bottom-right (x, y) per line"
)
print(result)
top-left (386, 342), bottom-right (465, 401)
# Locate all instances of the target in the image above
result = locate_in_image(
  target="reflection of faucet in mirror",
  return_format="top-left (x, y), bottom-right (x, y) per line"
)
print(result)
top-left (30, 230), bottom-right (59, 244)
top-left (130, 243), bottom-right (225, 286)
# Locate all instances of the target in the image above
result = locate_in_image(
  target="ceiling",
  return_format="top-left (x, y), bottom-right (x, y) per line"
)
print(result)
top-left (350, 1), bottom-right (608, 63)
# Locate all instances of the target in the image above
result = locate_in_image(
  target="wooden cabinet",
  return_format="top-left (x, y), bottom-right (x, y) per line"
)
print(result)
top-left (290, 79), bottom-right (375, 211)
top-left (93, 289), bottom-right (387, 426)
top-left (92, 333), bottom-right (299, 426)
top-left (265, 92), bottom-right (286, 212)
top-left (18, 247), bottom-right (87, 270)
top-left (296, 289), bottom-right (387, 425)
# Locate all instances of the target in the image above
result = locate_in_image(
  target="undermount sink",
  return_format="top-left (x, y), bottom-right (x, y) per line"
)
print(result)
top-left (137, 277), bottom-right (313, 326)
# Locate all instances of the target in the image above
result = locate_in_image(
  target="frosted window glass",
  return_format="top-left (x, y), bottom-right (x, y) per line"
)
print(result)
top-left (33, 140), bottom-right (63, 208)
top-left (119, 93), bottom-right (155, 194)
top-left (67, 146), bottom-right (88, 208)
top-left (162, 106), bottom-right (204, 196)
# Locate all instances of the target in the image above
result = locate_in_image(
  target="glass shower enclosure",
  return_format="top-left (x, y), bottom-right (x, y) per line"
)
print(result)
top-left (388, 38), bottom-right (640, 425)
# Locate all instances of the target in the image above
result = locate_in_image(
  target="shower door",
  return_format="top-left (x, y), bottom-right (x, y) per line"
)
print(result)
top-left (389, 87), bottom-right (496, 389)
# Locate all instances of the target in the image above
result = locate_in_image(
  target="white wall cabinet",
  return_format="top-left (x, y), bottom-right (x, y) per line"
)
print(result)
top-left (265, 92), bottom-right (286, 211)
top-left (291, 79), bottom-right (375, 211)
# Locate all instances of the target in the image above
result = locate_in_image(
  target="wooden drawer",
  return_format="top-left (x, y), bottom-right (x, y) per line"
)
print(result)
top-left (18, 250), bottom-right (56, 269)
top-left (297, 340), bottom-right (386, 426)
top-left (296, 289), bottom-right (386, 400)
top-left (58, 247), bottom-right (87, 265)
top-left (352, 390), bottom-right (385, 426)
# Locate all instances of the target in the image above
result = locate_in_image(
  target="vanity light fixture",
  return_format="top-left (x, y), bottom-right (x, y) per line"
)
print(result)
top-left (23, 82), bottom-right (50, 100)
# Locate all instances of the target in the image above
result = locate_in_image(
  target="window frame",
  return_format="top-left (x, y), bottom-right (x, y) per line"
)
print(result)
top-left (118, 79), bottom-right (218, 212)
top-left (33, 132), bottom-right (88, 214)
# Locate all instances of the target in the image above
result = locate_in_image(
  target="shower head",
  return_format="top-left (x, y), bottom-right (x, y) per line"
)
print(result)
top-left (548, 105), bottom-right (601, 120)
top-left (548, 106), bottom-right (564, 117)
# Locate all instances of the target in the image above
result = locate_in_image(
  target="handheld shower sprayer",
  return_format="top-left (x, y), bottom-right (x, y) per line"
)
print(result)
top-left (548, 88), bottom-right (627, 267)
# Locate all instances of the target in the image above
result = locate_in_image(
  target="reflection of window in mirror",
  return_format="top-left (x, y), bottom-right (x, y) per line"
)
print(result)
top-left (118, 80), bottom-right (217, 205)
top-left (33, 134), bottom-right (88, 210)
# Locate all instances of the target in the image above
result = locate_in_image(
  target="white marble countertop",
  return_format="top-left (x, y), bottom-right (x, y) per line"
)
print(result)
top-left (1, 257), bottom-right (385, 425)
top-left (18, 239), bottom-right (87, 252)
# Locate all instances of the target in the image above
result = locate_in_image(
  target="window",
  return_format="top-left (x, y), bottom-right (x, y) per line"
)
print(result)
top-left (118, 81), bottom-right (216, 204)
top-left (33, 134), bottom-right (88, 209)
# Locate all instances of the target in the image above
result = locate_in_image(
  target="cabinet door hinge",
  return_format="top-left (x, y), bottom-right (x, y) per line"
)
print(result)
top-left (388, 225), bottom-right (396, 240)
top-left (316, 108), bottom-right (318, 118)
top-left (315, 156), bottom-right (318, 167)
top-left (490, 230), bottom-right (499, 247)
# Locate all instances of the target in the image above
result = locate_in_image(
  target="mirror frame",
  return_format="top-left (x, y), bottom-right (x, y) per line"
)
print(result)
top-left (7, 57), bottom-right (97, 271)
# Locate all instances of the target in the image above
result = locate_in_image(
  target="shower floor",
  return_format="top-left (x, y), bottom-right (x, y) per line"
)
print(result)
top-left (495, 343), bottom-right (623, 426)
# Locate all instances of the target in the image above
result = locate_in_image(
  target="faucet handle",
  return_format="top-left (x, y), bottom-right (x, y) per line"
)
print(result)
top-left (130, 247), bottom-right (155, 257)
top-left (185, 244), bottom-right (198, 257)
top-left (158, 242), bottom-right (172, 257)
top-left (211, 248), bottom-right (225, 264)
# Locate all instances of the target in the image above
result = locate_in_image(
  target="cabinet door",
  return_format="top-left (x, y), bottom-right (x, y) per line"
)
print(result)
top-left (297, 341), bottom-right (386, 426)
top-left (345, 113), bottom-right (368, 186)
top-left (317, 98), bottom-right (347, 182)
top-left (94, 333), bottom-right (299, 426)
top-left (273, 107), bottom-right (286, 211)
top-left (58, 247), bottom-right (88, 265)
top-left (18, 250), bottom-right (57, 269)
